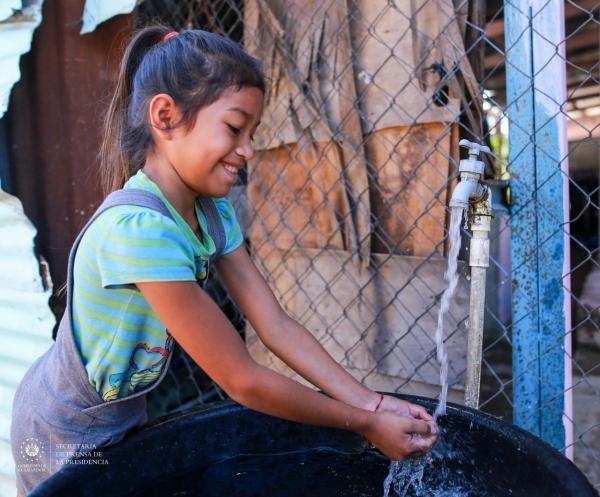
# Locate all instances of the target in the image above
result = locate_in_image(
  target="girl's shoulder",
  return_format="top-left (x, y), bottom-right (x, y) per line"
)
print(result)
top-left (78, 204), bottom-right (197, 274)
top-left (85, 205), bottom-right (186, 246)
top-left (76, 203), bottom-right (198, 289)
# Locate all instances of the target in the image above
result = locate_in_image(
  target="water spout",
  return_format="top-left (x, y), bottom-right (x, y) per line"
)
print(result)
top-left (448, 179), bottom-right (477, 210)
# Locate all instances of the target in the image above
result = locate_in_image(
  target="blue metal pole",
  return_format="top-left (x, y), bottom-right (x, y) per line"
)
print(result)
top-left (505, 0), bottom-right (567, 449)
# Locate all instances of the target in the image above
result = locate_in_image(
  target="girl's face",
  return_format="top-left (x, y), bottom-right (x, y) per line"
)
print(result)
top-left (169, 87), bottom-right (264, 198)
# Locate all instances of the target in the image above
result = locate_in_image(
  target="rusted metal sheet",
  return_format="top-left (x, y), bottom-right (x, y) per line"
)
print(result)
top-left (8, 0), bottom-right (133, 325)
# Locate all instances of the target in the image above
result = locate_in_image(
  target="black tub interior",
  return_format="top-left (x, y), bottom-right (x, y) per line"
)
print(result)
top-left (30, 394), bottom-right (596, 496)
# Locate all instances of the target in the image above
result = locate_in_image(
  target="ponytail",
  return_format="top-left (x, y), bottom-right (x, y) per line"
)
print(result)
top-left (99, 25), bottom-right (172, 196)
top-left (98, 24), bottom-right (267, 197)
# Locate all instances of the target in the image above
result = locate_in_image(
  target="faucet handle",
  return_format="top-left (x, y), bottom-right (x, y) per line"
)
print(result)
top-left (459, 139), bottom-right (491, 158)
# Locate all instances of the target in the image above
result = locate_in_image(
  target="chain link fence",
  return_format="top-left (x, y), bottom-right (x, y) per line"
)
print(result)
top-left (136, 0), bottom-right (599, 488)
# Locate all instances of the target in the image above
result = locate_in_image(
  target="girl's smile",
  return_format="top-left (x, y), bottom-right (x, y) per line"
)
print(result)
top-left (221, 161), bottom-right (242, 177)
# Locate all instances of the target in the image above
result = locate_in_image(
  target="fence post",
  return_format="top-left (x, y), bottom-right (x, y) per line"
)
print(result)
top-left (505, 0), bottom-right (568, 449)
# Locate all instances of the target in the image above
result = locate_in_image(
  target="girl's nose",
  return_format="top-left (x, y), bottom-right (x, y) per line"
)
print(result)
top-left (236, 139), bottom-right (254, 161)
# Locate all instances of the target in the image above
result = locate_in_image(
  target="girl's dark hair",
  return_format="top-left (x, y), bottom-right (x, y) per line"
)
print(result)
top-left (99, 25), bottom-right (267, 195)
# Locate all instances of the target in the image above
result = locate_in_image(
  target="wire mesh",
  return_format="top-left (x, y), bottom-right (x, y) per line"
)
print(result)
top-left (136, 0), bottom-right (599, 488)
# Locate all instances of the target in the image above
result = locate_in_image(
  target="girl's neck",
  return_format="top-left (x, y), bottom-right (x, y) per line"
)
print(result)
top-left (141, 157), bottom-right (199, 231)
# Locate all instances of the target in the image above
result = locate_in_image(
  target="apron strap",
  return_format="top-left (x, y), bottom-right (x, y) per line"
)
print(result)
top-left (198, 195), bottom-right (227, 265)
top-left (97, 189), bottom-right (173, 218)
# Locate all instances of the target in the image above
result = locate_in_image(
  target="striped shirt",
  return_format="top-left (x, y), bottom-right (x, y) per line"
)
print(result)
top-left (72, 170), bottom-right (243, 401)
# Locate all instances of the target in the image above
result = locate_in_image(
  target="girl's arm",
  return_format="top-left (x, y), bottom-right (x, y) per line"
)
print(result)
top-left (214, 246), bottom-right (437, 426)
top-left (137, 279), bottom-right (436, 461)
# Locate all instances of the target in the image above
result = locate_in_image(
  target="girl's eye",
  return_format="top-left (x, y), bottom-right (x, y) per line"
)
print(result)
top-left (228, 125), bottom-right (241, 135)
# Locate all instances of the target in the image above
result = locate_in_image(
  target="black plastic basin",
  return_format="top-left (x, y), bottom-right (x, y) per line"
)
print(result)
top-left (29, 394), bottom-right (596, 496)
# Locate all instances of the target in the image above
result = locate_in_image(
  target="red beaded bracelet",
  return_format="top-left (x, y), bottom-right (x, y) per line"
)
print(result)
top-left (365, 392), bottom-right (385, 449)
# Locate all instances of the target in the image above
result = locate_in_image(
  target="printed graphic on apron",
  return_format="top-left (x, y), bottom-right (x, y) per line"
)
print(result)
top-left (103, 332), bottom-right (174, 401)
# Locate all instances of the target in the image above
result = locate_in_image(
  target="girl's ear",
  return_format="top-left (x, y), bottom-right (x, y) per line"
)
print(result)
top-left (148, 94), bottom-right (180, 141)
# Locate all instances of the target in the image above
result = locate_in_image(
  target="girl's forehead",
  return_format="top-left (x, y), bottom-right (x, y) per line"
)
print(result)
top-left (216, 87), bottom-right (264, 120)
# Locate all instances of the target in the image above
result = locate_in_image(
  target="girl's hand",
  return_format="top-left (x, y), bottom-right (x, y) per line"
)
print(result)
top-left (366, 394), bottom-right (438, 434)
top-left (379, 395), bottom-right (436, 423)
top-left (363, 410), bottom-right (438, 461)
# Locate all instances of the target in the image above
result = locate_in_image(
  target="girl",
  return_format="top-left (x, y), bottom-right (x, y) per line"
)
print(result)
top-left (11, 25), bottom-right (437, 495)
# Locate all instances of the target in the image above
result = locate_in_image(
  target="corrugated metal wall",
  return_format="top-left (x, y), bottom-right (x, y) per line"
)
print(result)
top-left (0, 190), bottom-right (55, 496)
top-left (7, 0), bottom-right (132, 328)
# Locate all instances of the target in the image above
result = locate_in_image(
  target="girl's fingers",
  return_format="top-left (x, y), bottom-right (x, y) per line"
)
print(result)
top-left (400, 434), bottom-right (434, 460)
top-left (408, 403), bottom-right (435, 422)
top-left (408, 418), bottom-right (438, 436)
top-left (383, 397), bottom-right (435, 425)
top-left (427, 421), bottom-right (439, 437)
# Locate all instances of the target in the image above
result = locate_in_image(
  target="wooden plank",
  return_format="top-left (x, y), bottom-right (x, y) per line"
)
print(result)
top-left (365, 123), bottom-right (452, 257)
top-left (248, 141), bottom-right (351, 253)
top-left (348, 0), bottom-right (460, 131)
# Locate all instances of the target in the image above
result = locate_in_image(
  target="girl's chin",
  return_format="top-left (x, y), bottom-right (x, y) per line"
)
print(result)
top-left (203, 184), bottom-right (234, 198)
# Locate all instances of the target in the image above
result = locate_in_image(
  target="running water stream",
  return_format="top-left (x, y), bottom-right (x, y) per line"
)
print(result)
top-left (383, 206), bottom-right (466, 496)
top-left (433, 206), bottom-right (465, 420)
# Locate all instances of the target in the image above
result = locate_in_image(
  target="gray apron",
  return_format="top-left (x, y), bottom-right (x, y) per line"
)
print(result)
top-left (11, 189), bottom-right (226, 494)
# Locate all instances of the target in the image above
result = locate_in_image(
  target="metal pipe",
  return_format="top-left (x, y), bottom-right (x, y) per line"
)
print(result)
top-left (464, 189), bottom-right (492, 409)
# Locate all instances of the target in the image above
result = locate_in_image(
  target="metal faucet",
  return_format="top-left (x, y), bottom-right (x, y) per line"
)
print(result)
top-left (449, 139), bottom-right (490, 210)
